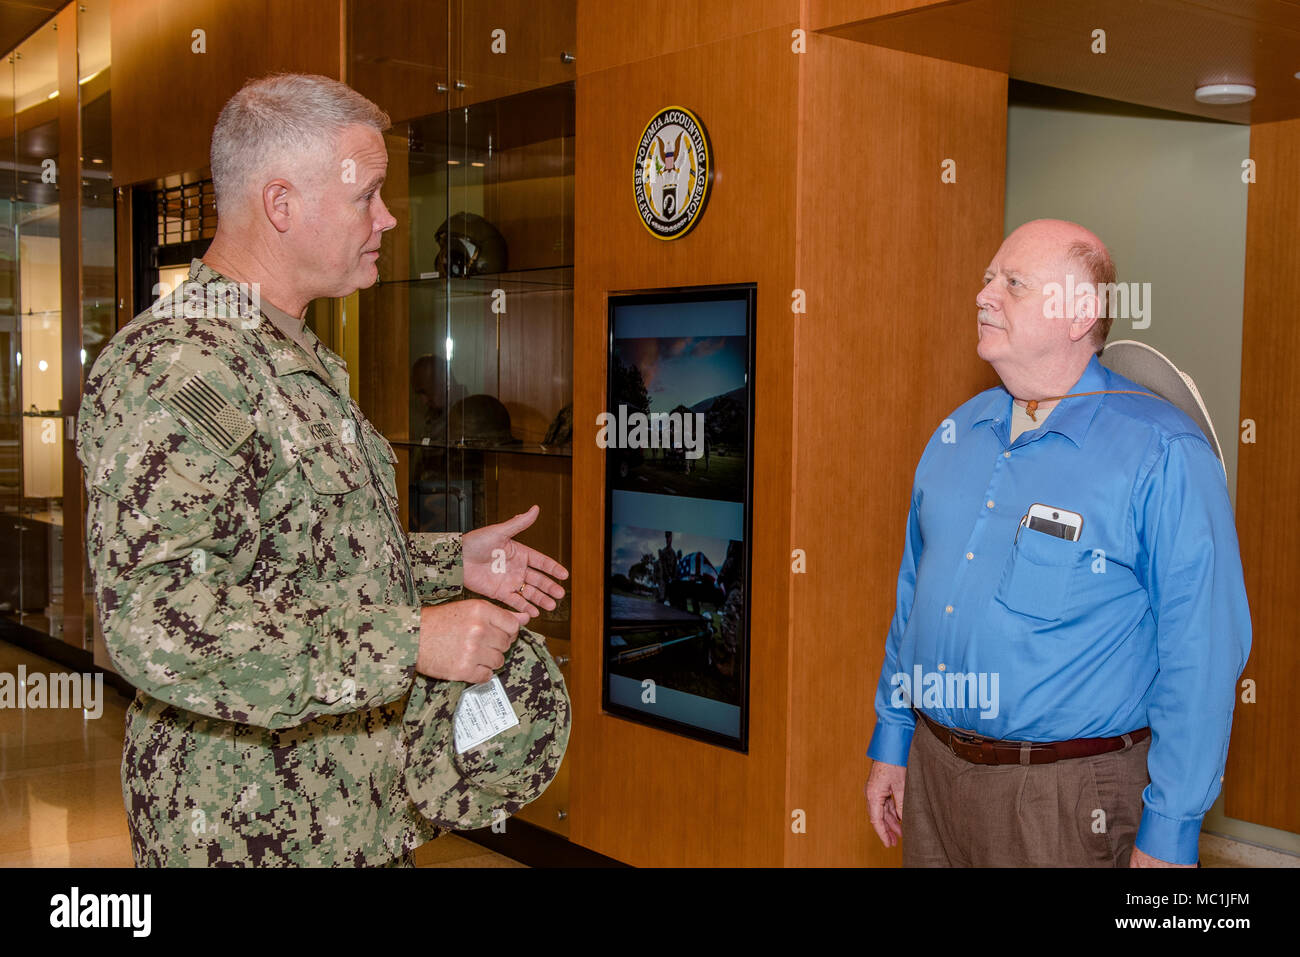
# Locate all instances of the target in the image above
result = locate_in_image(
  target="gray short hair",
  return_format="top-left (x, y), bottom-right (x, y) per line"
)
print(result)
top-left (210, 73), bottom-right (390, 212)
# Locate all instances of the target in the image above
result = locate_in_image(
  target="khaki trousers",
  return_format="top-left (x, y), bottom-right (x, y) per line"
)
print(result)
top-left (902, 717), bottom-right (1150, 867)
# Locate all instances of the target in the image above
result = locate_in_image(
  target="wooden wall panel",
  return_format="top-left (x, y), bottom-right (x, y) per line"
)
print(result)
top-left (111, 0), bottom-right (343, 187)
top-left (571, 24), bottom-right (799, 866)
top-left (1222, 117), bottom-right (1300, 835)
top-left (576, 0), bottom-right (798, 76)
top-left (809, 0), bottom-right (956, 32)
top-left (784, 34), bottom-right (1004, 867)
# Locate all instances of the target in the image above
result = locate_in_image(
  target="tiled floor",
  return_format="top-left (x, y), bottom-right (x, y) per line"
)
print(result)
top-left (1200, 833), bottom-right (1299, 868)
top-left (0, 641), bottom-right (522, 868)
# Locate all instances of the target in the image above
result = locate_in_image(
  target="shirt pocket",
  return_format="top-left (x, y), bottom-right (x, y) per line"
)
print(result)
top-left (299, 437), bottom-right (370, 493)
top-left (360, 420), bottom-right (400, 512)
top-left (297, 437), bottom-right (380, 579)
top-left (994, 527), bottom-right (1087, 623)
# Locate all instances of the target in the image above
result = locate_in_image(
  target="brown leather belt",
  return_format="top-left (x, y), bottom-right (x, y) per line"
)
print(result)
top-left (917, 709), bottom-right (1150, 766)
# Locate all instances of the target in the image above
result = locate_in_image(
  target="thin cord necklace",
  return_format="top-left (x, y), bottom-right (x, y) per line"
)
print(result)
top-left (1021, 390), bottom-right (1156, 422)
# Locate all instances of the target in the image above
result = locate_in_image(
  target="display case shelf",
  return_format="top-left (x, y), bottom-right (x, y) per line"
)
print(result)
top-left (384, 264), bottom-right (573, 297)
top-left (391, 438), bottom-right (572, 458)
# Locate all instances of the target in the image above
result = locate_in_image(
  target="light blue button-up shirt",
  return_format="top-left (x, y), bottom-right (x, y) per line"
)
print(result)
top-left (867, 354), bottom-right (1251, 865)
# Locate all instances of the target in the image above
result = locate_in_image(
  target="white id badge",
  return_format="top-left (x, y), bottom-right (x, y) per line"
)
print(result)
top-left (453, 676), bottom-right (520, 754)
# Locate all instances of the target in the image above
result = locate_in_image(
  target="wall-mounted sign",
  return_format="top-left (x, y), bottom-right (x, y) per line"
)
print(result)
top-left (634, 106), bottom-right (712, 240)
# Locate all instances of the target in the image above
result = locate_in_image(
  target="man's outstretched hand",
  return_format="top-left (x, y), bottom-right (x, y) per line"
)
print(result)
top-left (462, 505), bottom-right (570, 618)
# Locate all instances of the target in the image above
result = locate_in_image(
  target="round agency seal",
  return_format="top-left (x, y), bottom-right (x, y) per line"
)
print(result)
top-left (634, 106), bottom-right (712, 240)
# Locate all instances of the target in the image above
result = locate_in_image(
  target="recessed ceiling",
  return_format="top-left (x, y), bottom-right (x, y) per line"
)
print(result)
top-left (820, 0), bottom-right (1300, 124)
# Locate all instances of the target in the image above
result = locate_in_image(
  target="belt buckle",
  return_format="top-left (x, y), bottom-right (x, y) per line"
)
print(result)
top-left (946, 726), bottom-right (997, 764)
top-left (947, 725), bottom-right (983, 746)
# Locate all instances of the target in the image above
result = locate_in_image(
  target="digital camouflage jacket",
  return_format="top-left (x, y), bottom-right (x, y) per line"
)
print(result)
top-left (76, 259), bottom-right (459, 866)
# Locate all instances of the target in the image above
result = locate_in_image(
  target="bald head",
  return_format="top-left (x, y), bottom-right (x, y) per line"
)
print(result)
top-left (1008, 218), bottom-right (1102, 252)
top-left (976, 218), bottom-right (1116, 401)
top-left (1008, 219), bottom-right (1117, 351)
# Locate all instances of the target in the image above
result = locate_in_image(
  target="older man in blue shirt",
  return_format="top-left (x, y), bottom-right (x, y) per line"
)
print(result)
top-left (864, 219), bottom-right (1251, 867)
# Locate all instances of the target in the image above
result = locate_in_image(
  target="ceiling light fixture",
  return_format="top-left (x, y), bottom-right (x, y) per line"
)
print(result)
top-left (1194, 83), bottom-right (1256, 104)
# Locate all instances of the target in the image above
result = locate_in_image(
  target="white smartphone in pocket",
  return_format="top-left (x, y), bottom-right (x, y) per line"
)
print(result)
top-left (1022, 502), bottom-right (1083, 542)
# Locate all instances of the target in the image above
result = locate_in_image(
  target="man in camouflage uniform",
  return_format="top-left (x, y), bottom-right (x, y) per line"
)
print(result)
top-left (656, 531), bottom-right (676, 604)
top-left (714, 540), bottom-right (743, 678)
top-left (75, 74), bottom-right (568, 867)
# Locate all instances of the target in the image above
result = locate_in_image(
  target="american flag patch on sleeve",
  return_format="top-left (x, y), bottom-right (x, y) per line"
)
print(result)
top-left (160, 371), bottom-right (255, 456)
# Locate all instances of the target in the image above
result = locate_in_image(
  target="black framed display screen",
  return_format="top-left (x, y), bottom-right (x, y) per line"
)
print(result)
top-left (602, 284), bottom-right (755, 751)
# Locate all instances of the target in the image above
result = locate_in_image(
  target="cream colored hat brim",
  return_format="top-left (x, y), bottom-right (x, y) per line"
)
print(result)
top-left (1101, 339), bottom-right (1225, 470)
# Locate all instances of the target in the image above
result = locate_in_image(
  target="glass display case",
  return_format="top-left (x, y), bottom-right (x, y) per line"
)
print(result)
top-left (351, 3), bottom-right (576, 837)
top-left (0, 4), bottom-right (115, 652)
top-left (1, 23), bottom-right (64, 639)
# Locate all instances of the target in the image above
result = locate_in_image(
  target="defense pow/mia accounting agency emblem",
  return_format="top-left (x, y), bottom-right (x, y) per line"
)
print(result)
top-left (634, 106), bottom-right (712, 240)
